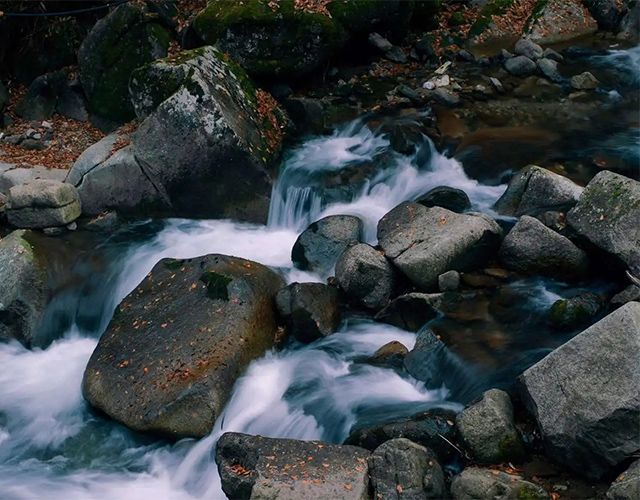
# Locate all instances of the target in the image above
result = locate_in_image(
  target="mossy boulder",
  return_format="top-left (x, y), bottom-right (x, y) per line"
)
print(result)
top-left (127, 46), bottom-right (288, 221)
top-left (78, 3), bottom-right (171, 124)
top-left (192, 0), bottom-right (346, 78)
top-left (567, 170), bottom-right (640, 274)
top-left (0, 230), bottom-right (49, 347)
top-left (82, 254), bottom-right (285, 438)
top-left (328, 0), bottom-right (415, 41)
top-left (71, 45), bottom-right (290, 221)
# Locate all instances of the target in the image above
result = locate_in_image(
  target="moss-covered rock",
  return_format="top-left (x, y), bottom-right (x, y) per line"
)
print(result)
top-left (127, 46), bottom-right (289, 221)
top-left (78, 3), bottom-right (171, 124)
top-left (192, 0), bottom-right (346, 78)
top-left (328, 0), bottom-right (415, 41)
top-left (0, 230), bottom-right (49, 347)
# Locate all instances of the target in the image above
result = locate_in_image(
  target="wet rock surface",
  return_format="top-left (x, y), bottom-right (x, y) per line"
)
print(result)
top-left (292, 215), bottom-right (363, 275)
top-left (335, 243), bottom-right (396, 310)
top-left (345, 407), bottom-right (460, 462)
top-left (276, 282), bottom-right (340, 343)
top-left (216, 432), bottom-right (370, 500)
top-left (83, 254), bottom-right (284, 438)
top-left (368, 438), bottom-right (446, 500)
top-left (0, 230), bottom-right (48, 346)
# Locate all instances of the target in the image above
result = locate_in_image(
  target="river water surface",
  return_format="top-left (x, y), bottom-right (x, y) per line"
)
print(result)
top-left (0, 46), bottom-right (638, 499)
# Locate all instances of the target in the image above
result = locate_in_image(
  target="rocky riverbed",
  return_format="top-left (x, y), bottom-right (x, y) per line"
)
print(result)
top-left (0, 1), bottom-right (639, 499)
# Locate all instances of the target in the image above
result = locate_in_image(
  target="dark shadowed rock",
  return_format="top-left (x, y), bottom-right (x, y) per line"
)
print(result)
top-left (495, 166), bottom-right (583, 217)
top-left (548, 292), bottom-right (604, 330)
top-left (193, 1), bottom-right (346, 78)
top-left (417, 186), bottom-right (471, 213)
top-left (456, 389), bottom-right (526, 464)
top-left (345, 407), bottom-right (460, 461)
top-left (378, 203), bottom-right (502, 290)
top-left (82, 254), bottom-right (284, 438)
top-left (0, 230), bottom-right (48, 346)
top-left (368, 438), bottom-right (446, 500)
top-left (374, 293), bottom-right (440, 332)
top-left (567, 171), bottom-right (640, 274)
top-left (78, 3), bottom-right (170, 123)
top-left (505, 55), bottom-right (537, 76)
top-left (292, 215), bottom-right (363, 275)
top-left (404, 328), bottom-right (484, 404)
top-left (584, 0), bottom-right (628, 31)
top-left (276, 282), bottom-right (340, 343)
top-left (335, 243), bottom-right (396, 309)
top-left (215, 432), bottom-right (370, 500)
top-left (611, 285), bottom-right (640, 309)
top-left (499, 216), bottom-right (589, 280)
top-left (451, 467), bottom-right (549, 499)
top-left (537, 58), bottom-right (563, 83)
top-left (519, 302), bottom-right (640, 479)
top-left (606, 459), bottom-right (640, 500)
top-left (15, 70), bottom-right (66, 120)
top-left (438, 270), bottom-right (460, 292)
top-left (514, 38), bottom-right (543, 59)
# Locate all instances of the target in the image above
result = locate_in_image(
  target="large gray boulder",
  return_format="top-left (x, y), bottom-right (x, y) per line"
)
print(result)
top-left (82, 254), bottom-right (284, 438)
top-left (499, 216), bottom-right (589, 280)
top-left (607, 459), bottom-right (640, 500)
top-left (275, 282), bottom-right (340, 343)
top-left (6, 180), bottom-right (81, 229)
top-left (368, 438), bottom-right (446, 500)
top-left (519, 302), bottom-right (640, 478)
top-left (495, 166), bottom-right (583, 217)
top-left (335, 243), bottom-right (396, 309)
top-left (292, 215), bottom-right (363, 275)
top-left (78, 3), bottom-right (170, 123)
top-left (378, 203), bottom-right (502, 290)
top-left (456, 389), bottom-right (525, 464)
top-left (567, 171), bottom-right (640, 274)
top-left (0, 230), bottom-right (48, 346)
top-left (69, 46), bottom-right (288, 221)
top-left (215, 432), bottom-right (370, 500)
top-left (450, 467), bottom-right (549, 499)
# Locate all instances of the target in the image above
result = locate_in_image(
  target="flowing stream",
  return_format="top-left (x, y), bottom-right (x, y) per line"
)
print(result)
top-left (0, 46), bottom-right (638, 500)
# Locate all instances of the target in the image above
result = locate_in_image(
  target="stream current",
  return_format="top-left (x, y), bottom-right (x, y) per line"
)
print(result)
top-left (0, 46), bottom-right (638, 499)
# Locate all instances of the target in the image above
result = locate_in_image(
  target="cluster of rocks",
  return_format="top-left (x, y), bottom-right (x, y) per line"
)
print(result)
top-left (0, 120), bottom-right (54, 151)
